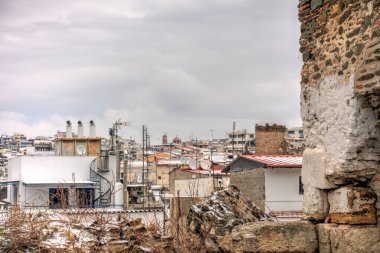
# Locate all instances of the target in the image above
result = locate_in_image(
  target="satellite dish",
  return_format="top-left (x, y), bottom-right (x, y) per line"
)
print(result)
top-left (76, 144), bottom-right (87, 155)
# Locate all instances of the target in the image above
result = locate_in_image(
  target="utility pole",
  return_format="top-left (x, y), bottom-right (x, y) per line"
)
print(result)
top-left (210, 130), bottom-right (215, 191)
top-left (232, 121), bottom-right (236, 158)
top-left (142, 125), bottom-right (147, 209)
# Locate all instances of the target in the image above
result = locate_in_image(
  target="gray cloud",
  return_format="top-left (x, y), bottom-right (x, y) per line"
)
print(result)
top-left (0, 0), bottom-right (302, 141)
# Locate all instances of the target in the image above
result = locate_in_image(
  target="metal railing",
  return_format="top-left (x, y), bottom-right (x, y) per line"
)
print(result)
top-left (90, 159), bottom-right (113, 207)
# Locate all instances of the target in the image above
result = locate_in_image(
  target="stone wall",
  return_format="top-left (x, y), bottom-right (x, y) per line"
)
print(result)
top-left (299, 0), bottom-right (379, 224)
top-left (255, 124), bottom-right (287, 154)
top-left (170, 196), bottom-right (202, 238)
top-left (230, 169), bottom-right (265, 210)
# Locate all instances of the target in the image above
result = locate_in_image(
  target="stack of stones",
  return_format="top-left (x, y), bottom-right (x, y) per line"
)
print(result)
top-left (298, 0), bottom-right (380, 250)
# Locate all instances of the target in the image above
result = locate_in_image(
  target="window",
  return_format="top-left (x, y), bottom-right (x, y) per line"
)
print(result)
top-left (49, 188), bottom-right (68, 208)
top-left (299, 176), bottom-right (304, 195)
top-left (76, 188), bottom-right (94, 208)
top-left (158, 176), bottom-right (162, 179)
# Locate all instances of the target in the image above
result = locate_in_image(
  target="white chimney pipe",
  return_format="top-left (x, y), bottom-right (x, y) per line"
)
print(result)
top-left (78, 121), bottom-right (84, 137)
top-left (90, 120), bottom-right (96, 137)
top-left (66, 121), bottom-right (72, 138)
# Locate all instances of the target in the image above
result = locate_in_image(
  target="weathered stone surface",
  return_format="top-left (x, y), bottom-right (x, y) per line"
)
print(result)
top-left (328, 186), bottom-right (377, 224)
top-left (301, 76), bottom-right (379, 186)
top-left (302, 147), bottom-right (337, 189)
top-left (303, 185), bottom-right (329, 220)
top-left (220, 221), bottom-right (318, 253)
top-left (299, 0), bottom-right (380, 218)
top-left (316, 223), bottom-right (338, 253)
top-left (187, 185), bottom-right (271, 252)
top-left (355, 37), bottom-right (380, 96)
top-left (255, 124), bottom-right (286, 155)
top-left (369, 171), bottom-right (380, 217)
top-left (317, 224), bottom-right (380, 253)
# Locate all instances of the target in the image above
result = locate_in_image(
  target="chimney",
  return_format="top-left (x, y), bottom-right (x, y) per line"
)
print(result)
top-left (78, 121), bottom-right (84, 137)
top-left (255, 123), bottom-right (286, 154)
top-left (90, 120), bottom-right (96, 137)
top-left (66, 121), bottom-right (72, 138)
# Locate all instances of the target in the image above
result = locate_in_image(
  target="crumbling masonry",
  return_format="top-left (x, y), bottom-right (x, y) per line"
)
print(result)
top-left (299, 0), bottom-right (380, 226)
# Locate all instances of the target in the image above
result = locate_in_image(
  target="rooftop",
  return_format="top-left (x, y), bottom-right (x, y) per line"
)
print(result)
top-left (222, 154), bottom-right (302, 173)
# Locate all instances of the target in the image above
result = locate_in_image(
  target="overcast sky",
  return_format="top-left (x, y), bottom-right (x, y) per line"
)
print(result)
top-left (0, 0), bottom-right (302, 143)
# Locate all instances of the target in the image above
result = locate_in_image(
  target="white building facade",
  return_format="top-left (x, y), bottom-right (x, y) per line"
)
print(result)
top-left (4, 155), bottom-right (119, 208)
top-left (222, 155), bottom-right (303, 220)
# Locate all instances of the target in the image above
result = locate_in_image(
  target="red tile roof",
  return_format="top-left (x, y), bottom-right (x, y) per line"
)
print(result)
top-left (222, 154), bottom-right (302, 173)
top-left (240, 154), bottom-right (302, 168)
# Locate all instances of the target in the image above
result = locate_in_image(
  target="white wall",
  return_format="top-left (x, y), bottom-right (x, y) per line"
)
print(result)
top-left (8, 157), bottom-right (21, 181)
top-left (24, 186), bottom-right (49, 207)
top-left (19, 156), bottom-right (95, 182)
top-left (265, 168), bottom-right (303, 213)
top-left (7, 156), bottom-right (95, 207)
top-left (175, 177), bottom-right (212, 197)
top-left (175, 177), bottom-right (229, 198)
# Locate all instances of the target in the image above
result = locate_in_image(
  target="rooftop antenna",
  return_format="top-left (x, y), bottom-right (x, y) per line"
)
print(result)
top-left (110, 119), bottom-right (131, 151)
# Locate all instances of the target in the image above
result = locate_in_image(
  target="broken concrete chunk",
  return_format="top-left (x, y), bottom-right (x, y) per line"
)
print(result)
top-left (302, 147), bottom-right (338, 189)
top-left (328, 186), bottom-right (377, 224)
top-left (303, 185), bottom-right (329, 221)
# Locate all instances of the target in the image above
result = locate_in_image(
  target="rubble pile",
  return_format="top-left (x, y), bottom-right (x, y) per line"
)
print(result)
top-left (187, 185), bottom-right (271, 252)
top-left (187, 185), bottom-right (271, 243)
top-left (187, 186), bottom-right (318, 253)
top-left (0, 209), bottom-right (173, 253)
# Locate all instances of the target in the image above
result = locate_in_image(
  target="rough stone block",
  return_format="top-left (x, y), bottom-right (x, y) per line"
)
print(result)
top-left (220, 221), bottom-right (318, 253)
top-left (369, 171), bottom-right (380, 217)
top-left (303, 185), bottom-right (329, 220)
top-left (317, 224), bottom-right (380, 253)
top-left (316, 224), bottom-right (338, 253)
top-left (302, 147), bottom-right (337, 189)
top-left (328, 186), bottom-right (377, 224)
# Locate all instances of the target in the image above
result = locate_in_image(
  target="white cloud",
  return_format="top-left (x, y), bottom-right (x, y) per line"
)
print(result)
top-left (0, 0), bottom-right (302, 141)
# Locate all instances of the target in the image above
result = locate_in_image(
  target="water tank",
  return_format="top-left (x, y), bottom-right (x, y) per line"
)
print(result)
top-left (114, 182), bottom-right (124, 207)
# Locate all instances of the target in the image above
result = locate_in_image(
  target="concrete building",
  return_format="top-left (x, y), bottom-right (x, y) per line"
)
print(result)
top-left (3, 155), bottom-right (120, 208)
top-left (54, 121), bottom-right (103, 170)
top-left (222, 154), bottom-right (303, 220)
top-left (150, 159), bottom-right (182, 190)
top-left (0, 120), bottom-right (123, 209)
top-left (226, 129), bottom-right (255, 155)
top-left (34, 136), bottom-right (54, 152)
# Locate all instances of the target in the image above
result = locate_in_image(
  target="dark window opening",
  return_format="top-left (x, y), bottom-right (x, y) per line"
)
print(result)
top-left (76, 188), bottom-right (94, 208)
top-left (49, 188), bottom-right (68, 209)
top-left (299, 176), bottom-right (304, 195)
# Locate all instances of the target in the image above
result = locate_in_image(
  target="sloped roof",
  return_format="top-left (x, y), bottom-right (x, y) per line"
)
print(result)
top-left (241, 155), bottom-right (302, 168)
top-left (222, 154), bottom-right (302, 173)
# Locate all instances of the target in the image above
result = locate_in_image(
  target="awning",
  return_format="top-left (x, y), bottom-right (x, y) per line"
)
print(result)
top-left (0, 180), bottom-right (19, 185)
top-left (22, 180), bottom-right (96, 187)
